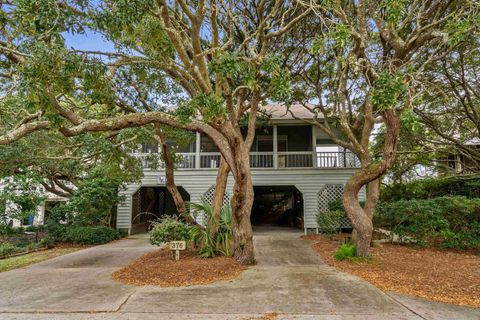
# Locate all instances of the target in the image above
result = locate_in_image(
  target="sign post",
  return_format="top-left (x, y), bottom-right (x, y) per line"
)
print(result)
top-left (169, 241), bottom-right (186, 260)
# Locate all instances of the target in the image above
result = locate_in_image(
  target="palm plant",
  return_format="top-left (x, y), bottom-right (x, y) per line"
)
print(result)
top-left (189, 200), bottom-right (232, 258)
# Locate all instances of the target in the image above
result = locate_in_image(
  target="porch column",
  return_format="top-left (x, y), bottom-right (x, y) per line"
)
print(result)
top-left (195, 132), bottom-right (201, 169)
top-left (273, 125), bottom-right (278, 169)
top-left (311, 125), bottom-right (317, 168)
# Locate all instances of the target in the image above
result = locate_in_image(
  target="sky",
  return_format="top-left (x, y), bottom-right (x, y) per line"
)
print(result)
top-left (62, 29), bottom-right (115, 52)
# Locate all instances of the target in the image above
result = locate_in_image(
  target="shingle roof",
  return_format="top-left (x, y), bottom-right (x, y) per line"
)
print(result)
top-left (260, 103), bottom-right (322, 120)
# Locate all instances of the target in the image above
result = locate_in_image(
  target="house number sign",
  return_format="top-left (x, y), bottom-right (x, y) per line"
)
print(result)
top-left (170, 241), bottom-right (186, 260)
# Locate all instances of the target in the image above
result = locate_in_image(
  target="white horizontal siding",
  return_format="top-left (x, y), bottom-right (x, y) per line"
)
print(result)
top-left (116, 168), bottom-right (362, 231)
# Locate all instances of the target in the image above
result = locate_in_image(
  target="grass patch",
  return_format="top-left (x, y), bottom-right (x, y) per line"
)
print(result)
top-left (0, 247), bottom-right (82, 273)
top-left (334, 243), bottom-right (356, 260)
top-left (334, 243), bottom-right (372, 262)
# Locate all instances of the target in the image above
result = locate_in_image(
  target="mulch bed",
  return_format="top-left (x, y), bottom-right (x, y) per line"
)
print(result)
top-left (112, 247), bottom-right (247, 287)
top-left (304, 235), bottom-right (480, 308)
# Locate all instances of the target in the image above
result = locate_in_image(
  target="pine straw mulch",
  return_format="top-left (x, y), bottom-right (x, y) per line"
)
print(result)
top-left (112, 247), bottom-right (247, 287)
top-left (303, 235), bottom-right (480, 308)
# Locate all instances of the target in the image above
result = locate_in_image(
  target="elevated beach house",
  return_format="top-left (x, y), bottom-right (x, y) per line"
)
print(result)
top-left (117, 104), bottom-right (362, 234)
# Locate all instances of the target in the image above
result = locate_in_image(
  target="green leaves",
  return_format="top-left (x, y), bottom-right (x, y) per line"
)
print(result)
top-left (60, 167), bottom-right (125, 226)
top-left (0, 172), bottom-right (46, 220)
top-left (189, 201), bottom-right (233, 258)
top-left (401, 109), bottom-right (421, 132)
top-left (268, 69), bottom-right (292, 102)
top-left (176, 94), bottom-right (226, 124)
top-left (376, 196), bottom-right (480, 251)
top-left (311, 23), bottom-right (351, 55)
top-left (371, 72), bottom-right (407, 111)
top-left (445, 13), bottom-right (479, 47)
top-left (13, 0), bottom-right (87, 36)
top-left (208, 53), bottom-right (239, 78)
top-left (150, 218), bottom-right (191, 245)
top-left (381, 0), bottom-right (407, 25)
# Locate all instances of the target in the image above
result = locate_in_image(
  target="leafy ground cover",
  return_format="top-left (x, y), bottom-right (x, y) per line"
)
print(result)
top-left (0, 244), bottom-right (85, 272)
top-left (112, 247), bottom-right (246, 287)
top-left (304, 235), bottom-right (480, 308)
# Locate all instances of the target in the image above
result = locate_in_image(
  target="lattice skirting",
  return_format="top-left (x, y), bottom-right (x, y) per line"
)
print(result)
top-left (201, 185), bottom-right (231, 206)
top-left (197, 185), bottom-right (231, 223)
top-left (317, 184), bottom-right (352, 229)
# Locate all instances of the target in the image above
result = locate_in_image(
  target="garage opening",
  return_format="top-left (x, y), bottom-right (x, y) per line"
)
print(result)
top-left (251, 186), bottom-right (303, 229)
top-left (130, 187), bottom-right (190, 234)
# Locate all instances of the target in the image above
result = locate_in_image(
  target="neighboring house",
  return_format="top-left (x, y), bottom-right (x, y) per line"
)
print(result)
top-left (435, 138), bottom-right (480, 175)
top-left (118, 104), bottom-right (363, 234)
top-left (0, 180), bottom-right (68, 227)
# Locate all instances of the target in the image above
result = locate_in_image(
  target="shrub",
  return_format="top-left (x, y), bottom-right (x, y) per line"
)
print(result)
top-left (327, 199), bottom-right (366, 212)
top-left (150, 218), bottom-right (192, 246)
top-left (376, 196), bottom-right (480, 251)
top-left (380, 174), bottom-right (480, 202)
top-left (0, 225), bottom-right (23, 236)
top-left (0, 243), bottom-right (17, 257)
top-left (45, 223), bottom-right (68, 242)
top-left (316, 210), bottom-right (344, 234)
top-left (66, 171), bottom-right (124, 226)
top-left (44, 169), bottom-right (126, 228)
top-left (334, 244), bottom-right (356, 260)
top-left (62, 226), bottom-right (120, 245)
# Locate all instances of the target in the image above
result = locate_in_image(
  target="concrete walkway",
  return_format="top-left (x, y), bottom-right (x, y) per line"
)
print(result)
top-left (0, 228), bottom-right (478, 320)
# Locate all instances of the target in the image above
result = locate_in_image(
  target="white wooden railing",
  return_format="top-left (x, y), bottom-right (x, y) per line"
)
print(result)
top-left (133, 151), bottom-right (360, 170)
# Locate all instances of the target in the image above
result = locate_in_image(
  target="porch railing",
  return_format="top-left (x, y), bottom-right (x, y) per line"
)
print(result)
top-left (200, 153), bottom-right (221, 168)
top-left (316, 151), bottom-right (360, 168)
top-left (133, 151), bottom-right (360, 169)
top-left (133, 153), bottom-right (196, 169)
top-left (250, 152), bottom-right (274, 168)
top-left (278, 151), bottom-right (313, 168)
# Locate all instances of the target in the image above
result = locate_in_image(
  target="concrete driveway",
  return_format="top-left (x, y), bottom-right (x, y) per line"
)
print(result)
top-left (0, 228), bottom-right (478, 320)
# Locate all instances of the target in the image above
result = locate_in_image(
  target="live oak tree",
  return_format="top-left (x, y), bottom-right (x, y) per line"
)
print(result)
top-left (415, 39), bottom-right (480, 173)
top-left (0, 0), bottom-right (310, 264)
top-left (373, 13), bottom-right (480, 180)
top-left (291, 0), bottom-right (479, 256)
top-left (0, 128), bottom-right (144, 194)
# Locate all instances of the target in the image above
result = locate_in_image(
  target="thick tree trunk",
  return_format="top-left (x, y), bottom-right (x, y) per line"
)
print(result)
top-left (343, 110), bottom-right (401, 257)
top-left (364, 179), bottom-right (380, 219)
top-left (343, 174), bottom-right (373, 256)
top-left (210, 157), bottom-right (230, 237)
top-left (230, 146), bottom-right (255, 265)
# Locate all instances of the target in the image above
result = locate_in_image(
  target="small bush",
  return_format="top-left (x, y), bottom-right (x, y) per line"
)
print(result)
top-left (0, 243), bottom-right (17, 257)
top-left (150, 218), bottom-right (191, 246)
top-left (334, 244), bottom-right (356, 260)
top-left (316, 210), bottom-right (344, 234)
top-left (0, 225), bottom-right (23, 236)
top-left (62, 226), bottom-right (120, 245)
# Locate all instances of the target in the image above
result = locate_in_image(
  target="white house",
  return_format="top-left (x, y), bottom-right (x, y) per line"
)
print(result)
top-left (117, 104), bottom-right (363, 234)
